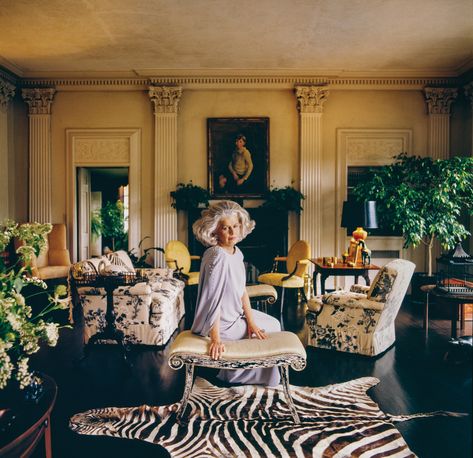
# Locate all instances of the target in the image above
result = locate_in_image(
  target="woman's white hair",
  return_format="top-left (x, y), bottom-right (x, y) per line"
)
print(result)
top-left (193, 200), bottom-right (255, 247)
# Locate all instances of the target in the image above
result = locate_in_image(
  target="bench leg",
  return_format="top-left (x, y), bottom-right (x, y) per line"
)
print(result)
top-left (279, 365), bottom-right (300, 424)
top-left (177, 363), bottom-right (195, 420)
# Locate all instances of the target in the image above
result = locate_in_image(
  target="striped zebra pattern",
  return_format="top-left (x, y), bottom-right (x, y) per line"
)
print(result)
top-left (70, 376), bottom-right (462, 457)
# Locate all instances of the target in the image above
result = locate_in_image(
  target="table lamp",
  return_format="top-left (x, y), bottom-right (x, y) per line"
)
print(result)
top-left (341, 199), bottom-right (378, 264)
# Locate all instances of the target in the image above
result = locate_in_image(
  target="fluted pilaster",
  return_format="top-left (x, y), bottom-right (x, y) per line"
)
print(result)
top-left (423, 87), bottom-right (457, 159)
top-left (22, 88), bottom-right (56, 222)
top-left (295, 85), bottom-right (329, 260)
top-left (149, 86), bottom-right (182, 266)
top-left (464, 81), bottom-right (473, 255)
top-left (0, 78), bottom-right (15, 221)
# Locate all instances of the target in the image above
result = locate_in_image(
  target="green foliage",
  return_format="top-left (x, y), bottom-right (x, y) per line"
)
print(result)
top-left (91, 200), bottom-right (128, 251)
top-left (170, 182), bottom-right (210, 211)
top-left (0, 220), bottom-right (70, 390)
top-left (127, 236), bottom-right (164, 268)
top-left (262, 186), bottom-right (305, 213)
top-left (354, 153), bottom-right (473, 275)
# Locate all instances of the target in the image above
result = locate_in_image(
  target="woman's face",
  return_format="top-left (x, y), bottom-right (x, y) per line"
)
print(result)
top-left (215, 215), bottom-right (241, 248)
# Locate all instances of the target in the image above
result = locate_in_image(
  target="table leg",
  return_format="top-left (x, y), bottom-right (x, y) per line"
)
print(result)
top-left (423, 292), bottom-right (429, 337)
top-left (321, 273), bottom-right (328, 295)
top-left (362, 271), bottom-right (371, 286)
top-left (44, 417), bottom-right (52, 458)
top-left (313, 272), bottom-right (319, 296)
top-left (451, 302), bottom-right (459, 339)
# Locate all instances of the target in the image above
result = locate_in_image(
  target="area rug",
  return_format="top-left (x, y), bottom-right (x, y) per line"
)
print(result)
top-left (70, 376), bottom-right (464, 457)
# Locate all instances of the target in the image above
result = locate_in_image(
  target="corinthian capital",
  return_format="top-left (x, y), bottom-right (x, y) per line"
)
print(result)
top-left (464, 82), bottom-right (473, 109)
top-left (295, 85), bottom-right (329, 113)
top-left (148, 86), bottom-right (182, 114)
top-left (0, 77), bottom-right (15, 111)
top-left (22, 88), bottom-right (56, 114)
top-left (423, 87), bottom-right (458, 114)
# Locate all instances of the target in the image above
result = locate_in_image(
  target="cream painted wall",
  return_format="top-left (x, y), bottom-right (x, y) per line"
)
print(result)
top-left (50, 90), bottom-right (154, 248)
top-left (177, 89), bottom-right (299, 244)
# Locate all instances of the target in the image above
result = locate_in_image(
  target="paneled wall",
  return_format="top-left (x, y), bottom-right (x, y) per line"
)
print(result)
top-left (3, 74), bottom-right (470, 269)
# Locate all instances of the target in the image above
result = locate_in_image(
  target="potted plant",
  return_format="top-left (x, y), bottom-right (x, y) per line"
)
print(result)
top-left (354, 153), bottom-right (473, 278)
top-left (170, 182), bottom-right (210, 211)
top-left (127, 236), bottom-right (164, 268)
top-left (261, 185), bottom-right (305, 214)
top-left (91, 200), bottom-right (128, 251)
top-left (0, 221), bottom-right (69, 395)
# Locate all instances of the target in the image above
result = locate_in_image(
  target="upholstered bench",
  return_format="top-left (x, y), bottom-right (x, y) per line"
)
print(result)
top-left (246, 284), bottom-right (278, 313)
top-left (168, 330), bottom-right (307, 423)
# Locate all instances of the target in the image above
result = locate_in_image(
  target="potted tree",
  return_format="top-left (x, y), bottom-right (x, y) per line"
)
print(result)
top-left (354, 153), bottom-right (473, 291)
top-left (91, 200), bottom-right (128, 252)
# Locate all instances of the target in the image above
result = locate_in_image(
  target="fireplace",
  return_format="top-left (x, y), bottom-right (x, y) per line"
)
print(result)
top-left (187, 207), bottom-right (288, 283)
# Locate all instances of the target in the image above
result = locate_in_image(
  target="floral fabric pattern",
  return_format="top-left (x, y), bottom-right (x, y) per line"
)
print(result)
top-left (75, 254), bottom-right (185, 346)
top-left (307, 259), bottom-right (415, 356)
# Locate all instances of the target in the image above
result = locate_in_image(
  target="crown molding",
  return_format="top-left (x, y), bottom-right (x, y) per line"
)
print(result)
top-left (18, 72), bottom-right (459, 92)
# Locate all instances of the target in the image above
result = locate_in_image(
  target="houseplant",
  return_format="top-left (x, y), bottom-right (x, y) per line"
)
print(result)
top-left (91, 200), bottom-right (128, 251)
top-left (261, 185), bottom-right (305, 214)
top-left (353, 153), bottom-right (473, 276)
top-left (0, 221), bottom-right (69, 392)
top-left (127, 236), bottom-right (164, 268)
top-left (170, 182), bottom-right (210, 211)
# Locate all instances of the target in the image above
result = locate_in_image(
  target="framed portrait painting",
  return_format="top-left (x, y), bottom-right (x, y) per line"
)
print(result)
top-left (208, 117), bottom-right (269, 198)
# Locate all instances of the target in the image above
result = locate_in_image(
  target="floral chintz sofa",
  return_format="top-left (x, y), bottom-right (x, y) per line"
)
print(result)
top-left (72, 250), bottom-right (185, 346)
top-left (306, 259), bottom-right (415, 356)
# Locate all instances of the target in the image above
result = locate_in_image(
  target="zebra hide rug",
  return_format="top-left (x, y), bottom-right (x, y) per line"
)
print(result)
top-left (70, 376), bottom-right (463, 457)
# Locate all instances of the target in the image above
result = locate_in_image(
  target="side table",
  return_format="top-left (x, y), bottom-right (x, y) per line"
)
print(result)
top-left (0, 374), bottom-right (57, 458)
top-left (310, 258), bottom-right (380, 295)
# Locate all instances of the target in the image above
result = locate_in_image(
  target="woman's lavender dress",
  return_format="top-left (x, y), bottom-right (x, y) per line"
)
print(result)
top-left (191, 245), bottom-right (281, 386)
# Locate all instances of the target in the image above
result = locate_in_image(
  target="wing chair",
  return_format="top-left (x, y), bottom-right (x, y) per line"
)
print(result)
top-left (257, 240), bottom-right (311, 327)
top-left (306, 259), bottom-right (415, 356)
top-left (14, 223), bottom-right (71, 280)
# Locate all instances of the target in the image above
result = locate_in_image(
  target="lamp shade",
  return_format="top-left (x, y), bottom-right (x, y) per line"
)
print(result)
top-left (341, 199), bottom-right (378, 231)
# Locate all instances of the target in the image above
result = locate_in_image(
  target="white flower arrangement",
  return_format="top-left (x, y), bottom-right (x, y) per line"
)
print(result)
top-left (0, 220), bottom-right (70, 390)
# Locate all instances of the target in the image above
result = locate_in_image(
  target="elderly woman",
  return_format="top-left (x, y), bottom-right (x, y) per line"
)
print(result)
top-left (191, 200), bottom-right (281, 386)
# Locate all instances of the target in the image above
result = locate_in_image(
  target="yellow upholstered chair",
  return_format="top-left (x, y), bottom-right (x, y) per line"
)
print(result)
top-left (257, 240), bottom-right (311, 326)
top-left (14, 223), bottom-right (71, 280)
top-left (164, 240), bottom-right (200, 286)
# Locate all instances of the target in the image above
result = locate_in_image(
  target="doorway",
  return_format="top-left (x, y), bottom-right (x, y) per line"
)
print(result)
top-left (77, 167), bottom-right (129, 260)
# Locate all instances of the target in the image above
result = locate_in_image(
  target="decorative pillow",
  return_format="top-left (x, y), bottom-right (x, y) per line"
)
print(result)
top-left (103, 250), bottom-right (135, 273)
top-left (368, 266), bottom-right (396, 302)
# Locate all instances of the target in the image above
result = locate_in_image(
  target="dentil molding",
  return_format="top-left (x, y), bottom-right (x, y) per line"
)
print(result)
top-left (295, 85), bottom-right (329, 113)
top-left (18, 74), bottom-right (457, 91)
top-left (148, 86), bottom-right (182, 114)
top-left (0, 77), bottom-right (15, 110)
top-left (21, 88), bottom-right (56, 114)
top-left (423, 87), bottom-right (458, 114)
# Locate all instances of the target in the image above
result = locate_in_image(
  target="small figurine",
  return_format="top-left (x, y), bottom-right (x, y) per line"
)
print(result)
top-left (361, 246), bottom-right (372, 265)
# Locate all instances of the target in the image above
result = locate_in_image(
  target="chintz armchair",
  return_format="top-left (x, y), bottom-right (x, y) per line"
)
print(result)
top-left (306, 259), bottom-right (415, 356)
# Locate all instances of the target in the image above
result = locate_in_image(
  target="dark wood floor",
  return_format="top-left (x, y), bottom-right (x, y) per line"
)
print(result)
top-left (28, 294), bottom-right (472, 458)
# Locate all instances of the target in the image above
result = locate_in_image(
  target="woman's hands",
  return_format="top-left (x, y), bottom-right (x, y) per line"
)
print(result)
top-left (209, 320), bottom-right (224, 360)
top-left (247, 321), bottom-right (267, 340)
top-left (209, 338), bottom-right (225, 360)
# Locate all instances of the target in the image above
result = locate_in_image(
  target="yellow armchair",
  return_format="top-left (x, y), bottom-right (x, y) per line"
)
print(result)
top-left (164, 240), bottom-right (200, 286)
top-left (14, 223), bottom-right (71, 280)
top-left (257, 240), bottom-right (311, 327)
